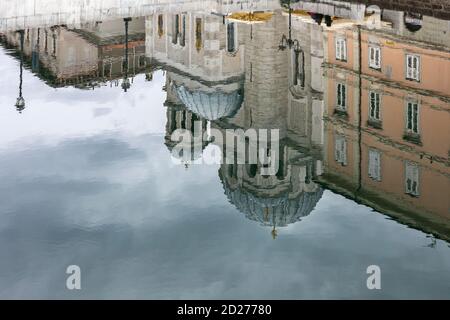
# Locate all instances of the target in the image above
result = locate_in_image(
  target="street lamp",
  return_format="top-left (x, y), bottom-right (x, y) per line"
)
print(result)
top-left (278, 0), bottom-right (301, 52)
top-left (278, 1), bottom-right (306, 88)
top-left (122, 17), bottom-right (132, 92)
top-left (15, 30), bottom-right (26, 113)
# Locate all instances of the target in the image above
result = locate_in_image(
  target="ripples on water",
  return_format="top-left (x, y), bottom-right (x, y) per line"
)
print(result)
top-left (0, 0), bottom-right (449, 299)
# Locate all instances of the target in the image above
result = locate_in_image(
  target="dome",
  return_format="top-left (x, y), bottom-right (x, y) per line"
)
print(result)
top-left (221, 173), bottom-right (323, 227)
top-left (174, 85), bottom-right (243, 121)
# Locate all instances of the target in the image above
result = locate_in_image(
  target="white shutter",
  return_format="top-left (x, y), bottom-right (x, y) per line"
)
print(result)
top-left (406, 54), bottom-right (420, 80)
top-left (335, 136), bottom-right (347, 166)
top-left (406, 55), bottom-right (412, 79)
top-left (369, 149), bottom-right (381, 181)
top-left (342, 40), bottom-right (347, 60)
top-left (341, 137), bottom-right (347, 166)
top-left (405, 162), bottom-right (420, 195)
top-left (375, 48), bottom-right (380, 68)
top-left (335, 38), bottom-right (341, 60)
top-left (369, 46), bottom-right (381, 69)
top-left (413, 56), bottom-right (420, 80)
top-left (336, 38), bottom-right (346, 61)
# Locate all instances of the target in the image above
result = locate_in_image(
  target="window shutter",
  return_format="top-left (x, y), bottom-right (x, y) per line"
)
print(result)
top-left (336, 39), bottom-right (341, 60)
top-left (342, 40), bottom-right (347, 60)
top-left (414, 56), bottom-right (420, 80)
top-left (405, 162), bottom-right (420, 195)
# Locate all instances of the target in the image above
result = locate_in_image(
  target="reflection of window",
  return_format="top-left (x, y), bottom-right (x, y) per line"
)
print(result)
top-left (195, 18), bottom-right (202, 51)
top-left (406, 54), bottom-right (420, 81)
top-left (226, 23), bottom-right (236, 53)
top-left (369, 45), bottom-right (381, 69)
top-left (335, 135), bottom-right (347, 166)
top-left (335, 38), bottom-right (347, 61)
top-left (406, 101), bottom-right (419, 134)
top-left (180, 15), bottom-right (186, 47)
top-left (289, 100), bottom-right (307, 136)
top-left (247, 164), bottom-right (257, 178)
top-left (293, 49), bottom-right (305, 87)
top-left (173, 14), bottom-right (180, 44)
top-left (139, 55), bottom-right (146, 67)
top-left (405, 161), bottom-right (419, 196)
top-left (103, 62), bottom-right (112, 77)
top-left (51, 29), bottom-right (57, 57)
top-left (158, 15), bottom-right (164, 38)
top-left (369, 91), bottom-right (381, 121)
top-left (368, 149), bottom-right (381, 181)
top-left (122, 58), bottom-right (128, 72)
top-left (336, 83), bottom-right (347, 110)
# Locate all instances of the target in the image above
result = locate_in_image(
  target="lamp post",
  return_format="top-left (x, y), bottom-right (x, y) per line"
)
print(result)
top-left (278, 1), bottom-right (305, 88)
top-left (15, 30), bottom-right (26, 113)
top-left (278, 0), bottom-right (301, 51)
top-left (122, 17), bottom-right (132, 92)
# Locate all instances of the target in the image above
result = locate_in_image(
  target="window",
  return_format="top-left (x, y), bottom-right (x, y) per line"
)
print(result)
top-left (369, 91), bottom-right (381, 121)
top-left (195, 18), bottom-right (202, 51)
top-left (406, 54), bottom-right (420, 81)
top-left (293, 49), bottom-right (305, 87)
top-left (369, 45), bottom-right (381, 69)
top-left (226, 23), bottom-right (236, 53)
top-left (121, 57), bottom-right (129, 72)
top-left (406, 101), bottom-right (419, 134)
top-left (368, 149), bottom-right (382, 181)
top-left (335, 38), bottom-right (347, 61)
top-left (173, 14), bottom-right (180, 44)
top-left (335, 135), bottom-right (347, 166)
top-left (103, 62), bottom-right (112, 78)
top-left (180, 15), bottom-right (186, 47)
top-left (336, 83), bottom-right (347, 110)
top-left (405, 161), bottom-right (419, 196)
top-left (157, 15), bottom-right (164, 38)
top-left (139, 55), bottom-right (146, 67)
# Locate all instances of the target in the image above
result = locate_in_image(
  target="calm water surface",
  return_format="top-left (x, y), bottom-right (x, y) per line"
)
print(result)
top-left (0, 2), bottom-right (449, 299)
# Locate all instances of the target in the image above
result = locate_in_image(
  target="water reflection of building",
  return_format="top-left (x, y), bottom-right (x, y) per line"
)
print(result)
top-left (321, 10), bottom-right (450, 240)
top-left (151, 11), bottom-right (247, 165)
top-left (0, 18), bottom-right (151, 89)
top-left (157, 10), bottom-right (328, 236)
top-left (159, 6), bottom-right (449, 239)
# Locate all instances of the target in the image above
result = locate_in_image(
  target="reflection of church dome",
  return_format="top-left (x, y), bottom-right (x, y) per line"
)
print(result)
top-left (174, 84), bottom-right (243, 121)
top-left (220, 171), bottom-right (323, 228)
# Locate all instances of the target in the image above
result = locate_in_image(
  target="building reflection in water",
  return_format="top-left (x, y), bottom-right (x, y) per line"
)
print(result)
top-left (1, 1), bottom-right (449, 240)
top-left (150, 4), bottom-right (449, 240)
top-left (0, 16), bottom-right (153, 94)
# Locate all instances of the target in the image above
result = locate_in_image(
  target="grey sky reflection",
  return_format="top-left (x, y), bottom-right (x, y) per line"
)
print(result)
top-left (0, 40), bottom-right (449, 299)
top-left (0, 133), bottom-right (449, 299)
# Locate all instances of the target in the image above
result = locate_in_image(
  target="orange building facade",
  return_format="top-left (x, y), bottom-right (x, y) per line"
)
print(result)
top-left (321, 24), bottom-right (450, 239)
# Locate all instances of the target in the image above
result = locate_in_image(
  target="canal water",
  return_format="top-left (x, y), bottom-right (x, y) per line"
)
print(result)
top-left (0, 2), bottom-right (449, 299)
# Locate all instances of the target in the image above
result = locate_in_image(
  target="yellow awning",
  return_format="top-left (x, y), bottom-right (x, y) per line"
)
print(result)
top-left (227, 12), bottom-right (274, 24)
